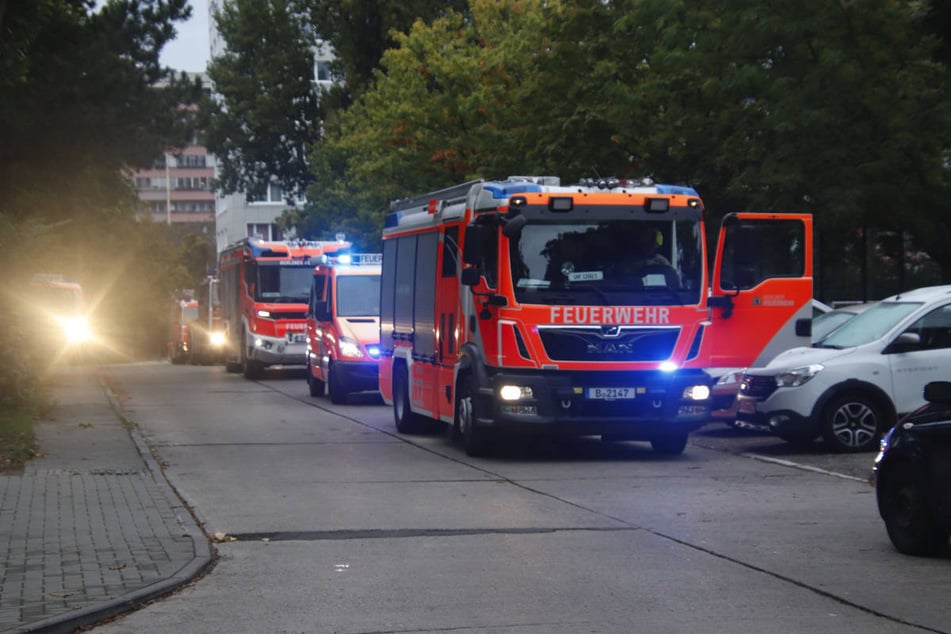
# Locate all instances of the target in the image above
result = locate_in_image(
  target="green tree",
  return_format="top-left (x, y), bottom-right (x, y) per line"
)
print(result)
top-left (203, 0), bottom-right (323, 201)
top-left (0, 0), bottom-right (204, 404)
top-left (302, 0), bottom-right (468, 102)
top-left (304, 0), bottom-right (562, 242)
top-left (568, 0), bottom-right (950, 288)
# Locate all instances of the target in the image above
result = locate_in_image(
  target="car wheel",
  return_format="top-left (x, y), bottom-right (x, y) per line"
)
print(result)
top-left (877, 462), bottom-right (950, 556)
top-left (820, 392), bottom-right (884, 452)
top-left (650, 433), bottom-right (688, 455)
top-left (306, 358), bottom-right (324, 397)
top-left (328, 362), bottom-right (347, 404)
top-left (393, 364), bottom-right (423, 434)
top-left (456, 373), bottom-right (493, 457)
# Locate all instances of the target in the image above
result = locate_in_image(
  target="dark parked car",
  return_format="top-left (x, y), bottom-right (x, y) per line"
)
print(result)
top-left (873, 381), bottom-right (951, 556)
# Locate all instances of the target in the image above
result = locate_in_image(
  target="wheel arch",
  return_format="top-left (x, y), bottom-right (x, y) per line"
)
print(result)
top-left (811, 379), bottom-right (897, 424)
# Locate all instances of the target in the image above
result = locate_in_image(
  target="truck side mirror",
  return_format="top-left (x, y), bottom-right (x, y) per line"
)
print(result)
top-left (460, 267), bottom-right (481, 286)
top-left (795, 318), bottom-right (811, 337)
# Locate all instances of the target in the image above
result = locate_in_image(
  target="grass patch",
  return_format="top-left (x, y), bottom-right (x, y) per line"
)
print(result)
top-left (0, 405), bottom-right (38, 474)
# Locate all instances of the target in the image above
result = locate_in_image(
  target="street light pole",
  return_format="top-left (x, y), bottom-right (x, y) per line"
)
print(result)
top-left (165, 152), bottom-right (172, 225)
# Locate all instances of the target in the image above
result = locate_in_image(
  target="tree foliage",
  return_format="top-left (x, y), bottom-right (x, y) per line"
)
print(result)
top-left (302, 0), bottom-right (468, 101)
top-left (0, 0), bottom-right (204, 404)
top-left (203, 0), bottom-right (324, 201)
top-left (300, 0), bottom-right (950, 286)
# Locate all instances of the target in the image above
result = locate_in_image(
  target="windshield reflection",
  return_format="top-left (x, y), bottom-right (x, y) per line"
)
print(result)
top-left (819, 302), bottom-right (922, 348)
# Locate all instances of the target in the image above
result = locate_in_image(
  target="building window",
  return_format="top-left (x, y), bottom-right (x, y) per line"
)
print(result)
top-left (247, 223), bottom-right (280, 240)
top-left (179, 155), bottom-right (207, 168)
top-left (249, 182), bottom-right (285, 204)
top-left (315, 60), bottom-right (332, 83)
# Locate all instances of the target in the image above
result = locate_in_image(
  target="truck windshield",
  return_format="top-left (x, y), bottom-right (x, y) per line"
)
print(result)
top-left (256, 263), bottom-right (314, 303)
top-left (509, 218), bottom-right (703, 306)
top-left (337, 275), bottom-right (381, 316)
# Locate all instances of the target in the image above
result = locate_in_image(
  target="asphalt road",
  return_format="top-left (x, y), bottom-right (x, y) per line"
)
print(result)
top-left (92, 362), bottom-right (951, 633)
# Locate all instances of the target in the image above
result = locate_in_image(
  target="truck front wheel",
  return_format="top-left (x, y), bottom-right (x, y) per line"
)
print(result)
top-left (393, 364), bottom-right (423, 434)
top-left (456, 373), bottom-right (493, 457)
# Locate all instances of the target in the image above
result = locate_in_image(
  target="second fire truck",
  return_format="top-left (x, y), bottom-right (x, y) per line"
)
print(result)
top-left (218, 237), bottom-right (350, 379)
top-left (380, 176), bottom-right (813, 456)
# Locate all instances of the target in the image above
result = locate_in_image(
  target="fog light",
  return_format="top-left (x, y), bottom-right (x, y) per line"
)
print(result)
top-left (500, 385), bottom-right (533, 401)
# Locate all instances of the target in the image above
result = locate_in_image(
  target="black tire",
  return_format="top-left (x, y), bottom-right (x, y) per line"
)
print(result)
top-left (306, 358), bottom-right (324, 397)
top-left (328, 362), bottom-right (347, 404)
top-left (241, 331), bottom-right (264, 379)
top-left (820, 392), bottom-right (885, 453)
top-left (650, 433), bottom-right (688, 455)
top-left (877, 462), bottom-right (950, 556)
top-left (393, 364), bottom-right (423, 434)
top-left (456, 373), bottom-right (493, 457)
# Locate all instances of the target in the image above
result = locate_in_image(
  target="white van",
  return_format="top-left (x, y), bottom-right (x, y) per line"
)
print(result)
top-left (735, 285), bottom-right (951, 452)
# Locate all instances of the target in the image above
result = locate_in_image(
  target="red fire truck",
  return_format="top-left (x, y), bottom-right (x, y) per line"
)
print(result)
top-left (26, 274), bottom-right (92, 364)
top-left (218, 237), bottom-right (350, 379)
top-left (168, 292), bottom-right (199, 364)
top-left (305, 253), bottom-right (382, 403)
top-left (187, 275), bottom-right (226, 365)
top-left (380, 176), bottom-right (813, 456)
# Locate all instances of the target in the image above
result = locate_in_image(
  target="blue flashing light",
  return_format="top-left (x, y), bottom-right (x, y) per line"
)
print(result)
top-left (366, 344), bottom-right (381, 359)
top-left (482, 182), bottom-right (544, 200)
top-left (384, 211), bottom-right (402, 228)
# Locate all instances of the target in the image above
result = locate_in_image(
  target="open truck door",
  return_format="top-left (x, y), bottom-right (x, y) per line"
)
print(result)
top-left (708, 212), bottom-right (813, 371)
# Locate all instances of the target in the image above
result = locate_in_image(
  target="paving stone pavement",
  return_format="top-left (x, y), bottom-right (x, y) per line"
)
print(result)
top-left (0, 366), bottom-right (212, 633)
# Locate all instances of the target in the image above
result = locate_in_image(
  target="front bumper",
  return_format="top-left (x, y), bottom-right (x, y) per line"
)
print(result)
top-left (248, 335), bottom-right (308, 366)
top-left (734, 393), bottom-right (816, 436)
top-left (477, 370), bottom-right (711, 439)
top-left (334, 359), bottom-right (380, 392)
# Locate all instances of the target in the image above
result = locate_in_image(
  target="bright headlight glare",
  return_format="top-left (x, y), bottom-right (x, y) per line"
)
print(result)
top-left (683, 384), bottom-right (710, 400)
top-left (775, 364), bottom-right (824, 388)
top-left (209, 331), bottom-right (226, 347)
top-left (499, 385), bottom-right (533, 401)
top-left (659, 361), bottom-right (678, 372)
top-left (61, 316), bottom-right (92, 343)
top-left (339, 336), bottom-right (362, 358)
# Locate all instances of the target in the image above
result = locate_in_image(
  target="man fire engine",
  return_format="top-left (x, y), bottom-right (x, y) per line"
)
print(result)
top-left (218, 237), bottom-right (350, 379)
top-left (380, 176), bottom-right (813, 456)
top-left (25, 273), bottom-right (92, 364)
top-left (305, 253), bottom-right (382, 403)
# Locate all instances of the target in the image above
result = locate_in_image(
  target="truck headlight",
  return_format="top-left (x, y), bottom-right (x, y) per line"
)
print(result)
top-left (209, 331), bottom-right (226, 347)
top-left (339, 336), bottom-right (363, 358)
top-left (499, 385), bottom-right (533, 401)
top-left (775, 364), bottom-right (824, 388)
top-left (682, 384), bottom-right (710, 400)
top-left (60, 316), bottom-right (92, 343)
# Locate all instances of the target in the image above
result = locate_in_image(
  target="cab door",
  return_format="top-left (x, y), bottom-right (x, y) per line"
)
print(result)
top-left (709, 213), bottom-right (814, 370)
